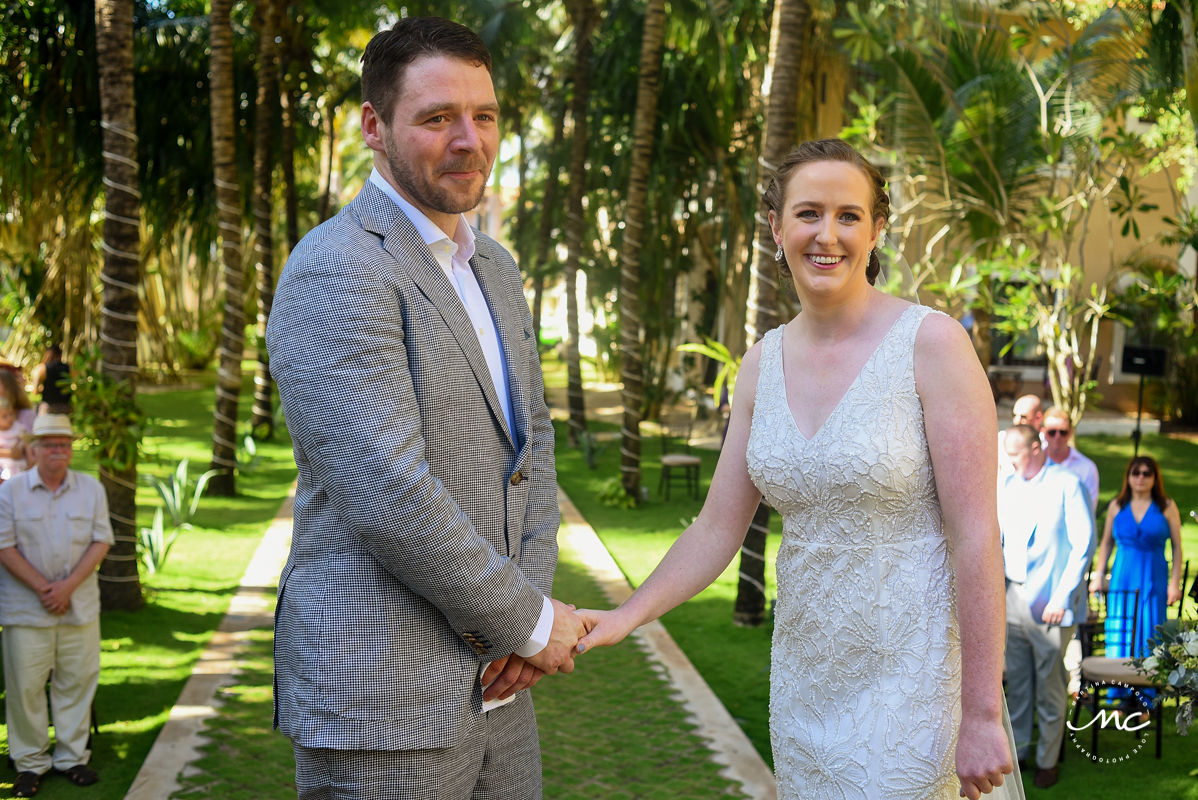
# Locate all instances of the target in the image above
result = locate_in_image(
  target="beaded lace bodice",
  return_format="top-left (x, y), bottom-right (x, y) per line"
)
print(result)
top-left (746, 304), bottom-right (962, 799)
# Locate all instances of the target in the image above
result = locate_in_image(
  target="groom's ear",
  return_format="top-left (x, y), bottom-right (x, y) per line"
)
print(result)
top-left (361, 102), bottom-right (386, 153)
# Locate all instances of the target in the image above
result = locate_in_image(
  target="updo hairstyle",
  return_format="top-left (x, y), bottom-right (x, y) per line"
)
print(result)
top-left (763, 139), bottom-right (890, 285)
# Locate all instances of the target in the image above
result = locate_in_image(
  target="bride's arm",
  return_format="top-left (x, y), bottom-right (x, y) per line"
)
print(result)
top-left (576, 342), bottom-right (766, 651)
top-left (915, 313), bottom-right (1012, 799)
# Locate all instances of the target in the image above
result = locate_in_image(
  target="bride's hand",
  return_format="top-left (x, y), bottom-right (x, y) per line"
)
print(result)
top-left (956, 714), bottom-right (1013, 799)
top-left (574, 607), bottom-right (638, 653)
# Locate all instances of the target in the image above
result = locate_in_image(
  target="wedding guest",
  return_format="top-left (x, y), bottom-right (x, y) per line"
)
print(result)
top-left (999, 424), bottom-right (1092, 789)
top-left (999, 394), bottom-right (1043, 476)
top-left (0, 415), bottom-right (112, 797)
top-left (1089, 455), bottom-right (1183, 707)
top-left (30, 345), bottom-right (72, 416)
top-left (577, 139), bottom-right (1016, 800)
top-left (1041, 407), bottom-right (1098, 515)
top-left (1040, 406), bottom-right (1099, 696)
top-left (0, 396), bottom-right (27, 482)
top-left (1011, 394), bottom-right (1044, 431)
top-left (0, 368), bottom-right (36, 436)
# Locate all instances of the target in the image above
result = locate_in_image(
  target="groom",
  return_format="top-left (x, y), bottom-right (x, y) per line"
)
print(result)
top-left (266, 17), bottom-right (585, 799)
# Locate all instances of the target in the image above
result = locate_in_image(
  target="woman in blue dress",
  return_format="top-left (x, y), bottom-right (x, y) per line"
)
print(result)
top-left (1089, 456), bottom-right (1183, 692)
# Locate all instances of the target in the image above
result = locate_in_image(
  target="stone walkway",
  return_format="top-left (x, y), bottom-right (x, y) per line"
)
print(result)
top-left (124, 486), bottom-right (776, 799)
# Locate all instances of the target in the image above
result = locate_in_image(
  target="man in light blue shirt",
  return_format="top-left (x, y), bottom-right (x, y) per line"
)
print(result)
top-left (999, 424), bottom-right (1093, 789)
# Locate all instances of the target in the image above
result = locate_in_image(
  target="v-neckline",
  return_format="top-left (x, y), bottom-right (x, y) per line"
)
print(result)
top-left (779, 305), bottom-right (915, 443)
top-left (1128, 499), bottom-right (1155, 526)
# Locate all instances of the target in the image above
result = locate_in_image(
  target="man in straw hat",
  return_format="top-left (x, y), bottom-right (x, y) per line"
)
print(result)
top-left (0, 415), bottom-right (112, 797)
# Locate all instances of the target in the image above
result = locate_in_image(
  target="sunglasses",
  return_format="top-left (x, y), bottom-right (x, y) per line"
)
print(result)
top-left (1044, 429), bottom-right (1069, 437)
top-left (1130, 469), bottom-right (1154, 478)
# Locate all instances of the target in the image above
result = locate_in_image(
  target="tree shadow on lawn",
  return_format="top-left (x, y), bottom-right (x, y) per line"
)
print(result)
top-left (0, 598), bottom-right (236, 798)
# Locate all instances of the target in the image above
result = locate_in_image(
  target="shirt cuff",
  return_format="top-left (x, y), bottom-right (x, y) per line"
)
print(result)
top-left (515, 594), bottom-right (554, 658)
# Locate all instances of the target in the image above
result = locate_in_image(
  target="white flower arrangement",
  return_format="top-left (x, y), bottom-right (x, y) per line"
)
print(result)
top-left (1133, 620), bottom-right (1198, 735)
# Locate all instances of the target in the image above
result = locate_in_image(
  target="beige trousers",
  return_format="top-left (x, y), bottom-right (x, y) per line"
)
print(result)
top-left (3, 621), bottom-right (100, 774)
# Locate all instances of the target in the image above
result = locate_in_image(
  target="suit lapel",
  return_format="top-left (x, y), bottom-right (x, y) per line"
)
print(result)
top-left (355, 184), bottom-right (515, 449)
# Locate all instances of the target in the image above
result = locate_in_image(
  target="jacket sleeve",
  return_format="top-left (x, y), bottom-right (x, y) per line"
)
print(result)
top-left (1048, 474), bottom-right (1095, 613)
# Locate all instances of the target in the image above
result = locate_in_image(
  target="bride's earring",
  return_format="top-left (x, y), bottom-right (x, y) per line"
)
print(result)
top-left (774, 244), bottom-right (783, 262)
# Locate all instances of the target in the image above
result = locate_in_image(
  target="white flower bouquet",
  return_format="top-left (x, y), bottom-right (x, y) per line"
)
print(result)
top-left (1133, 618), bottom-right (1198, 735)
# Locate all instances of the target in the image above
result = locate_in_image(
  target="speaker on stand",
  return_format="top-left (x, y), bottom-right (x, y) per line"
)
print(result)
top-left (1121, 345), bottom-right (1167, 456)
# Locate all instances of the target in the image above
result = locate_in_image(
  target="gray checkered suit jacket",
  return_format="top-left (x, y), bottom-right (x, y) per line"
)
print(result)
top-left (265, 180), bottom-right (559, 752)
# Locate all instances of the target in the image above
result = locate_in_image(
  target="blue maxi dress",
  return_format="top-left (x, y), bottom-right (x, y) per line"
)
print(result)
top-left (1106, 502), bottom-right (1171, 660)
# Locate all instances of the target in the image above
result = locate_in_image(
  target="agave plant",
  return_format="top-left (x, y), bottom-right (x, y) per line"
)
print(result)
top-left (146, 458), bottom-right (221, 529)
top-left (137, 507), bottom-right (178, 578)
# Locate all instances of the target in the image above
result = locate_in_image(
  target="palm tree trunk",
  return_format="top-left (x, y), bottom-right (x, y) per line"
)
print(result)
top-left (513, 112), bottom-right (530, 267)
top-left (531, 98), bottom-right (568, 347)
top-left (208, 0), bottom-right (245, 496)
top-left (279, 47), bottom-right (300, 253)
top-left (250, 0), bottom-right (280, 440)
top-left (617, 0), bottom-right (666, 502)
top-left (736, 0), bottom-right (809, 627)
top-left (748, 0), bottom-right (805, 344)
top-left (562, 0), bottom-right (598, 447)
top-left (318, 107), bottom-right (336, 222)
top-left (94, 0), bottom-right (143, 610)
top-left (733, 503), bottom-right (771, 625)
top-left (281, 83), bottom-right (300, 252)
top-left (1178, 1), bottom-right (1198, 331)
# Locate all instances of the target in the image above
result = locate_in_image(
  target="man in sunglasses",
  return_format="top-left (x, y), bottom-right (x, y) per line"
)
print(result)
top-left (1040, 406), bottom-right (1100, 699)
top-left (999, 424), bottom-right (1094, 789)
top-left (1040, 407), bottom-right (1098, 515)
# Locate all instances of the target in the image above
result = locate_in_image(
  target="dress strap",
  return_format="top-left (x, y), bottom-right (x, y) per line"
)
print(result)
top-left (754, 325), bottom-right (786, 397)
top-left (894, 303), bottom-right (937, 344)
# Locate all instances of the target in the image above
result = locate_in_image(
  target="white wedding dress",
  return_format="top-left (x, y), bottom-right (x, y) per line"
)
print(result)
top-left (746, 304), bottom-right (1024, 800)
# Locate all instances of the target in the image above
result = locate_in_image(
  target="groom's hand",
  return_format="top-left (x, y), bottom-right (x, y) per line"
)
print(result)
top-left (525, 598), bottom-right (587, 675)
top-left (482, 654), bottom-right (544, 702)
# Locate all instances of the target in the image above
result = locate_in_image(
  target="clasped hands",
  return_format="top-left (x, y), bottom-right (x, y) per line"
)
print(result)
top-left (480, 600), bottom-right (639, 703)
top-left (481, 598), bottom-right (588, 702)
top-left (39, 580), bottom-right (73, 615)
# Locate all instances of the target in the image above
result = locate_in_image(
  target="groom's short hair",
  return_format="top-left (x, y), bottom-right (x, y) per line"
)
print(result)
top-left (361, 17), bottom-right (492, 126)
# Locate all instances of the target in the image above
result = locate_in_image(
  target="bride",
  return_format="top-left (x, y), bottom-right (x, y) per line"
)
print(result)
top-left (576, 139), bottom-right (1019, 799)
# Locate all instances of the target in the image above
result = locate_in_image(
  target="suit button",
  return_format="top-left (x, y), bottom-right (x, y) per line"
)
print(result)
top-left (510, 471), bottom-right (524, 486)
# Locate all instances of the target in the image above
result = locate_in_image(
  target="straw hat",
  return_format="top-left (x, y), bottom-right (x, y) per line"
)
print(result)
top-left (22, 414), bottom-right (78, 442)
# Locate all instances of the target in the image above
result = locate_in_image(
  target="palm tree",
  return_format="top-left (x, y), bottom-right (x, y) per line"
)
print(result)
top-left (529, 99), bottom-right (568, 346)
top-left (562, 0), bottom-right (599, 447)
top-left (208, 0), bottom-right (245, 495)
top-left (94, 0), bottom-right (144, 610)
top-left (849, 2), bottom-right (1156, 424)
top-left (735, 0), bottom-right (810, 627)
top-left (250, 0), bottom-right (281, 440)
top-left (616, 0), bottom-right (666, 502)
